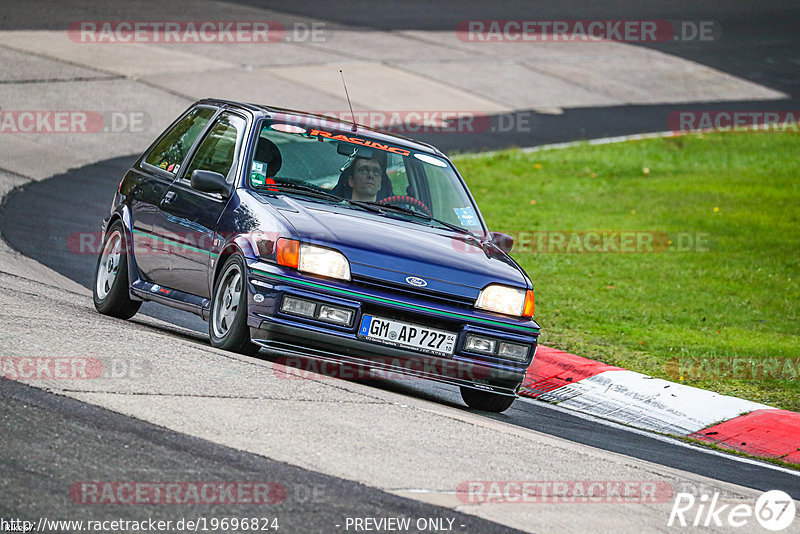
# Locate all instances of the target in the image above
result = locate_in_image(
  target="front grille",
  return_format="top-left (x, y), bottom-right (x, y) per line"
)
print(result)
top-left (351, 275), bottom-right (475, 309)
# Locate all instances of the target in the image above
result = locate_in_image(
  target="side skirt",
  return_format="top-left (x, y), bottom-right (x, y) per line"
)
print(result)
top-left (130, 280), bottom-right (211, 320)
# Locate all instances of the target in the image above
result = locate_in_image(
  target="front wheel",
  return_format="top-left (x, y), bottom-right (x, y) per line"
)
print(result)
top-left (209, 254), bottom-right (260, 356)
top-left (93, 221), bottom-right (141, 319)
top-left (460, 387), bottom-right (516, 413)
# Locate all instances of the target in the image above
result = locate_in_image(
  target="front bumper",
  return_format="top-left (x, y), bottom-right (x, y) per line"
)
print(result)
top-left (245, 262), bottom-right (540, 396)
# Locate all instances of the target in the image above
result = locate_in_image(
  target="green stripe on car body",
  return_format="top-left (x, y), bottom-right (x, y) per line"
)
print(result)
top-left (129, 229), bottom-right (539, 334)
top-left (251, 268), bottom-right (540, 334)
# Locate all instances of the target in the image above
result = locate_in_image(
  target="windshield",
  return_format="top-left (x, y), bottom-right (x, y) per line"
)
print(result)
top-left (247, 120), bottom-right (485, 233)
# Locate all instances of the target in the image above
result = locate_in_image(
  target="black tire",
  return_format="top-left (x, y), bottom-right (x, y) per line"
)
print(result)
top-left (93, 221), bottom-right (141, 319)
top-left (209, 254), bottom-right (260, 356)
top-left (460, 387), bottom-right (516, 413)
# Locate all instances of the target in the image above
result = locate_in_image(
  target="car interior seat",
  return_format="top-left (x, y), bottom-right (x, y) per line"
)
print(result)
top-left (254, 138), bottom-right (282, 177)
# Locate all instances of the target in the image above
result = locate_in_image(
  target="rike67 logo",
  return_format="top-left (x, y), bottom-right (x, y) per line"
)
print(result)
top-left (668, 490), bottom-right (796, 531)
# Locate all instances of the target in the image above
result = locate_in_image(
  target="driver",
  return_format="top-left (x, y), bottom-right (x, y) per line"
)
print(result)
top-left (349, 157), bottom-right (383, 201)
top-left (332, 156), bottom-right (393, 202)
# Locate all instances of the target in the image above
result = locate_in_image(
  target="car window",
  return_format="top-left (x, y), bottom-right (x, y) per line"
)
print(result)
top-left (386, 154), bottom-right (409, 195)
top-left (182, 113), bottom-right (247, 183)
top-left (248, 121), bottom-right (485, 232)
top-left (144, 107), bottom-right (215, 174)
top-left (425, 165), bottom-right (477, 227)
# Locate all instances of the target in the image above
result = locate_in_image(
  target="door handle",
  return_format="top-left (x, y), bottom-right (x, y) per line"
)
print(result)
top-left (163, 191), bottom-right (177, 204)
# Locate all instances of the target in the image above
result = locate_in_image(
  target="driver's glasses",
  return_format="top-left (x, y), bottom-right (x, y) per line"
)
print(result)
top-left (355, 166), bottom-right (381, 176)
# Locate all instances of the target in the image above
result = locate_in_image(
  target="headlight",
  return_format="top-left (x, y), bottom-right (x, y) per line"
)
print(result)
top-left (475, 284), bottom-right (535, 318)
top-left (299, 243), bottom-right (351, 280)
top-left (276, 238), bottom-right (351, 281)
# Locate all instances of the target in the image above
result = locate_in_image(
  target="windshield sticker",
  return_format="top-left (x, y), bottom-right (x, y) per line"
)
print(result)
top-left (307, 129), bottom-right (411, 156)
top-left (270, 123), bottom-right (307, 134)
top-left (250, 172), bottom-right (266, 186)
top-left (414, 153), bottom-right (448, 167)
top-left (252, 161), bottom-right (265, 173)
top-left (453, 207), bottom-right (480, 227)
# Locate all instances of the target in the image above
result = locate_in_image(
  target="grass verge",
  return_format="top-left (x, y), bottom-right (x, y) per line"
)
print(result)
top-left (455, 131), bottom-right (799, 411)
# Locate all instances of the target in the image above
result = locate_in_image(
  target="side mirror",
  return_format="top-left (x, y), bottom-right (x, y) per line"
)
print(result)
top-left (490, 231), bottom-right (514, 254)
top-left (191, 170), bottom-right (230, 197)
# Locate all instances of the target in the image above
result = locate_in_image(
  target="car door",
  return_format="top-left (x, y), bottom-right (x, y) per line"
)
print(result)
top-left (132, 106), bottom-right (217, 282)
top-left (149, 111), bottom-right (248, 298)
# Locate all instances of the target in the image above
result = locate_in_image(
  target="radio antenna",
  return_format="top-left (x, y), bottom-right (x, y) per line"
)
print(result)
top-left (339, 69), bottom-right (358, 132)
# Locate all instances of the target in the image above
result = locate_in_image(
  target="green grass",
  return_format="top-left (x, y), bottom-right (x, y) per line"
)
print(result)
top-left (454, 132), bottom-right (800, 411)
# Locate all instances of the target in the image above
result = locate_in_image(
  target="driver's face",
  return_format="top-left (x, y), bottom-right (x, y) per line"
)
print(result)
top-left (348, 158), bottom-right (382, 201)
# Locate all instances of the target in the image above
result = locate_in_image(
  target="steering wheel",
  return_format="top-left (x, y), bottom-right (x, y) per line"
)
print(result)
top-left (378, 195), bottom-right (433, 217)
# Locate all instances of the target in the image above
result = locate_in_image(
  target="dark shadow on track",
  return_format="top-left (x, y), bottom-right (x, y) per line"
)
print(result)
top-left (389, 99), bottom-right (797, 154)
top-left (0, 155), bottom-right (208, 332)
top-left (0, 378), bottom-right (526, 533)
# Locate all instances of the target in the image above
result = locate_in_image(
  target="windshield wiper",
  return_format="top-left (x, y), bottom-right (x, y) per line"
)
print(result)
top-left (257, 180), bottom-right (385, 214)
top-left (365, 202), bottom-right (473, 235)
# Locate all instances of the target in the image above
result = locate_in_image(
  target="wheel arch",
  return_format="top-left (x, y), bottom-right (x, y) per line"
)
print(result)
top-left (211, 235), bottom-right (254, 292)
top-left (207, 240), bottom-right (260, 355)
top-left (103, 206), bottom-right (142, 291)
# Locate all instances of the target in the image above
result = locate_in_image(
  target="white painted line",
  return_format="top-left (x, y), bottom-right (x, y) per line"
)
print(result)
top-left (454, 125), bottom-right (800, 160)
top-left (521, 131), bottom-right (682, 153)
top-left (537, 369), bottom-right (774, 436)
top-left (451, 130), bottom-right (682, 160)
top-left (518, 397), bottom-right (800, 478)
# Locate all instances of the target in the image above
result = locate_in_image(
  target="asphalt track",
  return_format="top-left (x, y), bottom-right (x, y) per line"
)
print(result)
top-left (2, 156), bottom-right (799, 505)
top-left (0, 378), bottom-right (524, 534)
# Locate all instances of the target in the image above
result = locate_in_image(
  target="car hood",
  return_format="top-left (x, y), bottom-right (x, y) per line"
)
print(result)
top-left (273, 198), bottom-right (530, 301)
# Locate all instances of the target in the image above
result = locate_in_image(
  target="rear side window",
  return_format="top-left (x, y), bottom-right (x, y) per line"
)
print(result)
top-left (144, 107), bottom-right (215, 174)
top-left (181, 113), bottom-right (247, 182)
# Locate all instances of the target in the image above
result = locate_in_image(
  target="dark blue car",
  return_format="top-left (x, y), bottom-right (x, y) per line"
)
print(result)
top-left (93, 99), bottom-right (539, 412)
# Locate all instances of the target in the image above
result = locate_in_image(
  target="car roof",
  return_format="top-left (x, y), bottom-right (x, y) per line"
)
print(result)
top-left (196, 98), bottom-right (447, 158)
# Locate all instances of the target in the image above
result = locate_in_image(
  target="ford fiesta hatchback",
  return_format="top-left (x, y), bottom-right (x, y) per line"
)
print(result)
top-left (94, 99), bottom-right (540, 412)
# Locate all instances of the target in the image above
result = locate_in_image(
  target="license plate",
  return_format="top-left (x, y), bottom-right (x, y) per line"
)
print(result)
top-left (358, 315), bottom-right (456, 357)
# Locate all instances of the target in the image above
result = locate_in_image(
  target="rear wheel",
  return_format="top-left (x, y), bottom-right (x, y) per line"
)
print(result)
top-left (209, 254), bottom-right (260, 356)
top-left (460, 387), bottom-right (516, 413)
top-left (93, 221), bottom-right (141, 319)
